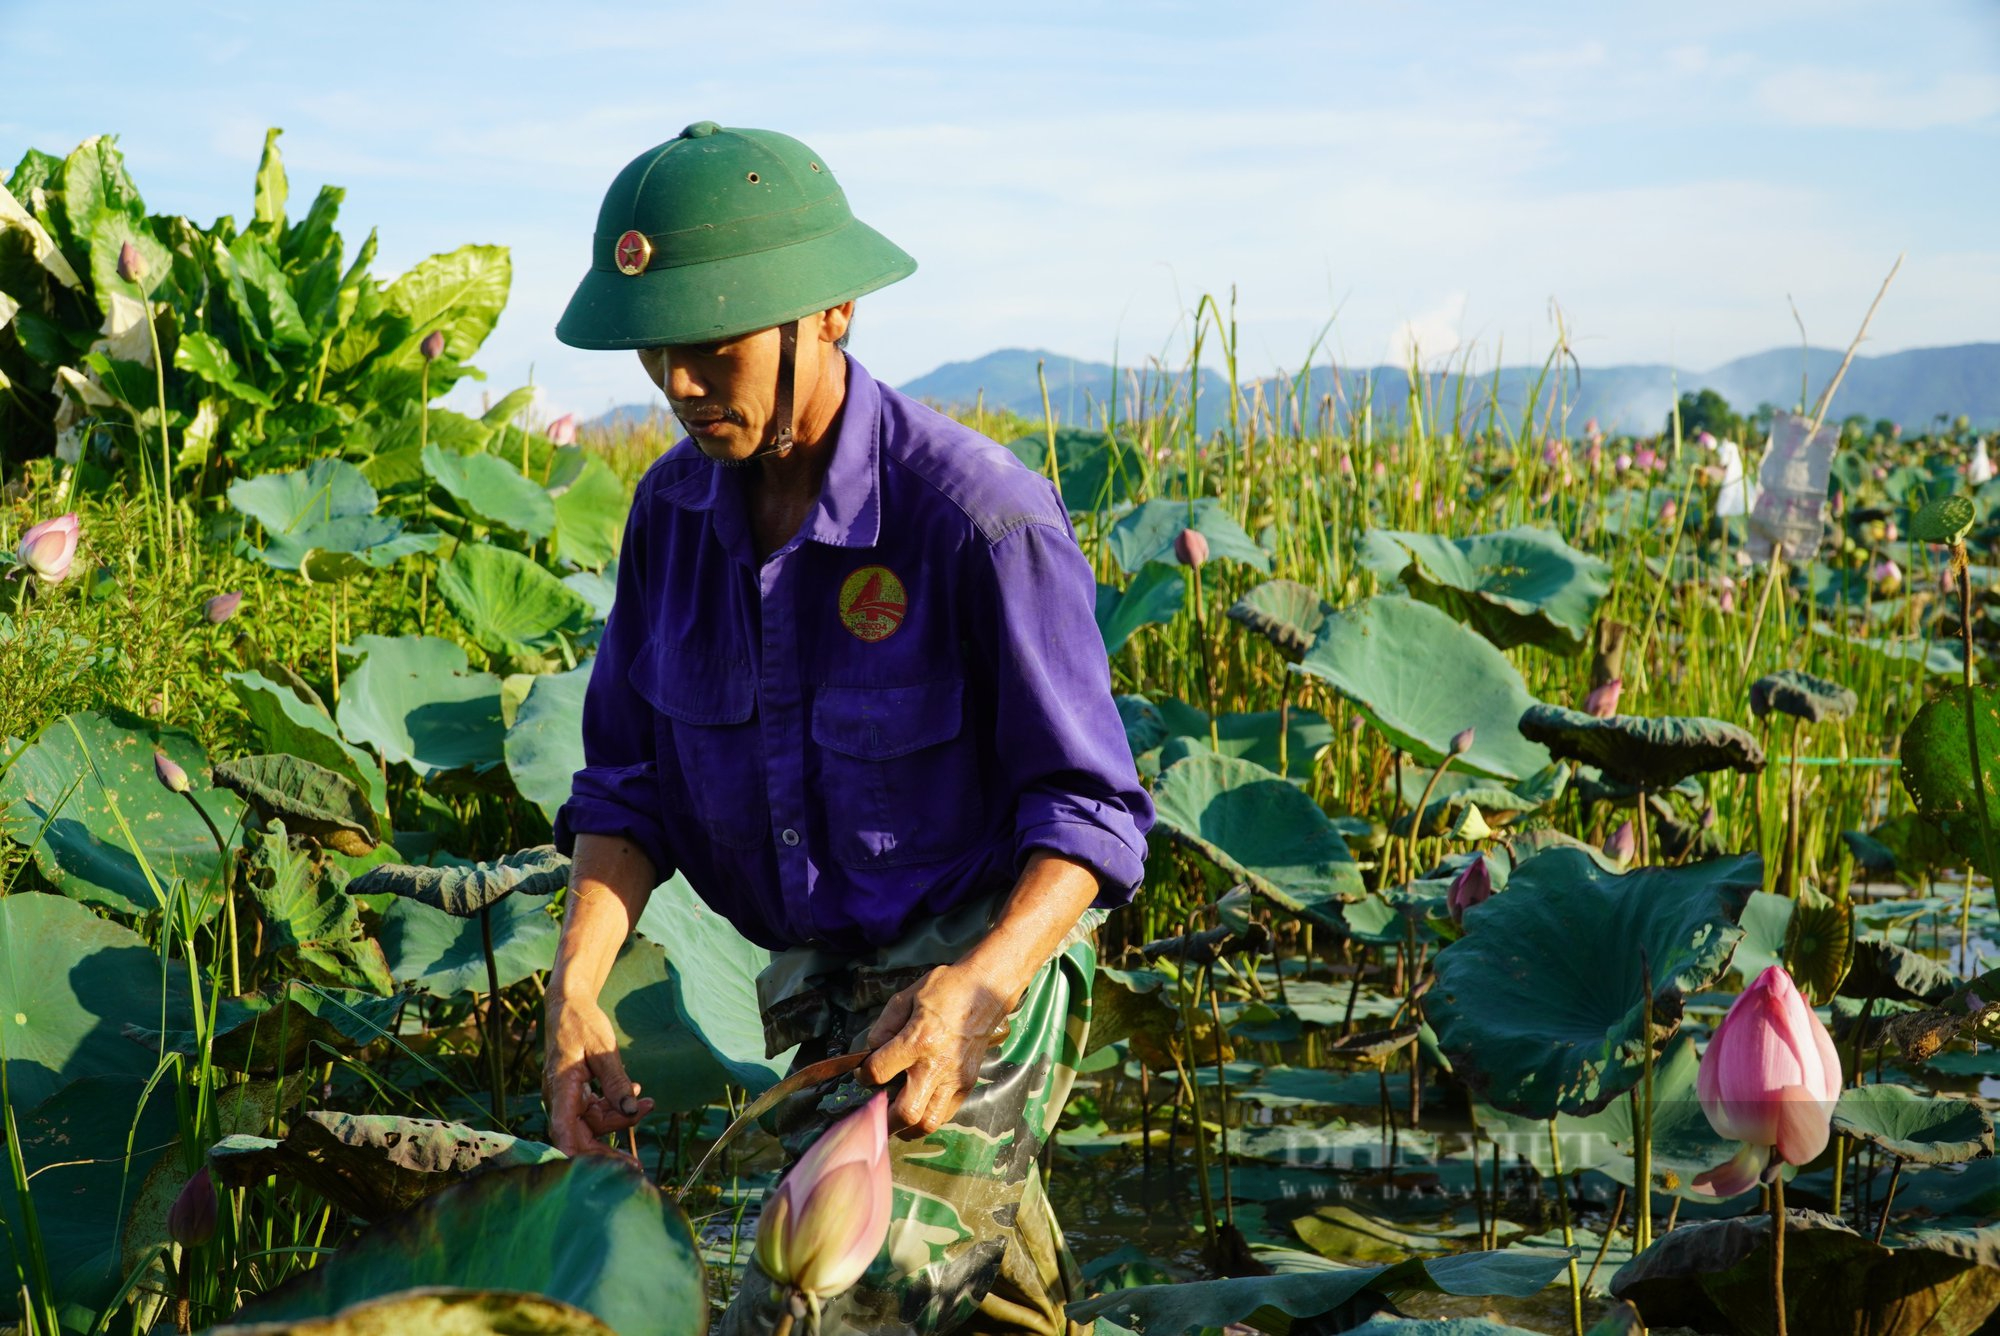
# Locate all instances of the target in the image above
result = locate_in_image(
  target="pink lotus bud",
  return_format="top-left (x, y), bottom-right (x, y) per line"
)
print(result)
top-left (1884, 520), bottom-right (1899, 543)
top-left (1447, 857), bottom-right (1493, 924)
top-left (1582, 677), bottom-right (1622, 719)
top-left (1718, 586), bottom-right (1736, 614)
top-left (754, 1089), bottom-right (892, 1301)
top-left (1615, 452), bottom-right (1633, 472)
top-left (1691, 966), bottom-right (1841, 1197)
top-left (420, 330), bottom-right (445, 362)
top-left (1372, 459), bottom-right (1387, 480)
top-left (1542, 439), bottom-right (1564, 467)
top-left (205, 591), bottom-right (244, 624)
top-left (168, 1166), bottom-right (217, 1248)
top-left (1660, 500), bottom-right (1678, 525)
top-left (1831, 492), bottom-right (1846, 519)
top-left (1584, 441), bottom-right (1603, 470)
top-left (547, 413), bottom-right (578, 447)
top-left (1173, 528), bottom-right (1209, 568)
top-left (15, 512), bottom-right (79, 584)
top-left (1584, 417), bottom-right (1601, 443)
top-left (1871, 558), bottom-right (1903, 592)
top-left (1944, 567), bottom-right (1961, 598)
top-left (1412, 480), bottom-right (1424, 503)
top-left (1449, 726), bottom-right (1475, 756)
top-left (1695, 431), bottom-right (1716, 450)
top-left (1604, 820), bottom-right (1635, 864)
top-left (1633, 446), bottom-right (1659, 472)
top-left (1338, 453), bottom-right (1353, 476)
top-left (117, 239), bottom-right (146, 284)
top-left (154, 750), bottom-right (190, 795)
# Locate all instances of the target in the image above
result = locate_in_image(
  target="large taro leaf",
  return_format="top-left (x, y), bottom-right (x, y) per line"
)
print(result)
top-left (335, 635), bottom-right (504, 778)
top-left (1106, 496), bottom-right (1272, 574)
top-left (1611, 1209), bottom-right (2000, 1336)
top-left (0, 1076), bottom-right (178, 1322)
top-left (228, 669), bottom-right (388, 818)
top-left (1227, 578), bottom-right (1335, 659)
top-left (1004, 428), bottom-right (1135, 513)
top-left (1518, 704), bottom-right (1766, 789)
top-left (132, 982), bottom-right (402, 1074)
top-left (1900, 685), bottom-right (2000, 872)
top-left (242, 824), bottom-right (394, 995)
top-left (504, 662), bottom-right (592, 824)
top-left (1150, 751), bottom-right (1365, 915)
top-left (224, 1157), bottom-right (706, 1336)
top-left (0, 893), bottom-right (164, 1111)
top-left (380, 892), bottom-right (557, 997)
top-left (349, 845), bottom-right (569, 916)
top-left (631, 875), bottom-right (792, 1092)
top-left (1067, 1247), bottom-right (1571, 1334)
top-left (1295, 594), bottom-right (1551, 780)
top-left (1359, 525), bottom-right (1611, 653)
top-left (1750, 668), bottom-right (1859, 724)
top-left (1428, 848), bottom-right (1762, 1118)
top-left (214, 754), bottom-right (379, 856)
top-left (437, 545), bottom-right (595, 660)
top-left (209, 1288), bottom-right (615, 1335)
top-left (209, 1112), bottom-right (562, 1221)
top-left (1832, 1083), bottom-right (1994, 1165)
top-left (422, 442), bottom-right (554, 539)
top-left (547, 446), bottom-right (628, 570)
top-left (0, 711), bottom-right (244, 913)
top-left (1094, 562), bottom-right (1185, 655)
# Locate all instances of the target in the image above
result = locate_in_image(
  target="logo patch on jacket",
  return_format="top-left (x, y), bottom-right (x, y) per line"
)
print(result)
top-left (838, 565), bottom-right (907, 642)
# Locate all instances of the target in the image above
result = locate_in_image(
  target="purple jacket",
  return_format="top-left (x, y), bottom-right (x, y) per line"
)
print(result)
top-left (553, 353), bottom-right (1152, 952)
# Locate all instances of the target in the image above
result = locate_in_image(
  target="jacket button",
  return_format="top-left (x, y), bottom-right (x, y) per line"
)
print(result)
top-left (780, 828), bottom-right (800, 846)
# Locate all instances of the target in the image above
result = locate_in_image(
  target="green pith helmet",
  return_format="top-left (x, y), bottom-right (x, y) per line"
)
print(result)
top-left (555, 121), bottom-right (917, 350)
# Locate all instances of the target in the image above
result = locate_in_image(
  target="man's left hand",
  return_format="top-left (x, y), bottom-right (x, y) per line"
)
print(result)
top-left (861, 962), bottom-right (1017, 1135)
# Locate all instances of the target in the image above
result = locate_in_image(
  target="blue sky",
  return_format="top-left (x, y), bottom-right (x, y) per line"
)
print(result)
top-left (6, 1), bottom-right (1998, 421)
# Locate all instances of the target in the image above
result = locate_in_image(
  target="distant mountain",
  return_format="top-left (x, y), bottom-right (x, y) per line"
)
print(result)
top-left (589, 342), bottom-right (2000, 439)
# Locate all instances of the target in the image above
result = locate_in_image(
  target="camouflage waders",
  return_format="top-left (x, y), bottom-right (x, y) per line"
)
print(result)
top-left (719, 892), bottom-right (1101, 1336)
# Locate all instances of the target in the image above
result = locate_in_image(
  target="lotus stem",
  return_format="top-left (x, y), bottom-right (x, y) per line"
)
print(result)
top-left (1737, 541), bottom-right (1787, 686)
top-left (1583, 1185), bottom-right (1626, 1294)
top-left (178, 791), bottom-right (240, 994)
top-left (1874, 1156), bottom-right (1904, 1245)
top-left (1405, 751), bottom-right (1456, 882)
top-left (1771, 1168), bottom-right (1789, 1336)
top-left (1831, 1133), bottom-right (1846, 1219)
top-left (1785, 717), bottom-right (1805, 897)
top-left (1202, 963), bottom-right (1233, 1227)
top-left (1472, 1134), bottom-right (1489, 1249)
top-left (1634, 955), bottom-right (1657, 1254)
top-left (482, 904), bottom-right (507, 1130)
top-left (1175, 971), bottom-right (1220, 1240)
top-left (1547, 1118), bottom-right (1584, 1336)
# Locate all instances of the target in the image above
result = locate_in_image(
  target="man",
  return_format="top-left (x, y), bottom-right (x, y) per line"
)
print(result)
top-left (541, 120), bottom-right (1152, 1336)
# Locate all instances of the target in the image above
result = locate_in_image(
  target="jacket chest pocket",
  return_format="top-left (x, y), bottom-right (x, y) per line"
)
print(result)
top-left (811, 679), bottom-right (985, 868)
top-left (628, 641), bottom-right (768, 851)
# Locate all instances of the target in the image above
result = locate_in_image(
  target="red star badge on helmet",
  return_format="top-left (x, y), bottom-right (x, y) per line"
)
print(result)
top-left (614, 229), bottom-right (652, 276)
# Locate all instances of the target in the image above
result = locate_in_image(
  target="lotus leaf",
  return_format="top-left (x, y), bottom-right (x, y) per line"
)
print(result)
top-left (0, 893), bottom-right (164, 1110)
top-left (1084, 965), bottom-right (1178, 1055)
top-left (1116, 694), bottom-right (1170, 755)
top-left (132, 982), bottom-right (401, 1074)
top-left (1733, 890), bottom-right (1795, 981)
top-left (597, 930), bottom-right (738, 1114)
top-left (1900, 685), bottom-right (2000, 872)
top-left (1518, 704), bottom-right (1766, 789)
top-left (209, 1112), bottom-right (562, 1220)
top-left (229, 457), bottom-right (379, 534)
top-left (225, 1158), bottom-right (705, 1335)
top-left (1913, 495), bottom-right (1978, 545)
top-left (437, 545), bottom-right (595, 659)
top-left (1611, 1208), bottom-right (2000, 1336)
top-left (0, 1076), bottom-right (178, 1322)
top-left (1139, 699), bottom-right (1335, 778)
top-left (1066, 1248), bottom-right (1572, 1333)
top-left (209, 1288), bottom-right (616, 1335)
top-left (421, 442), bottom-right (555, 539)
top-left (562, 568), bottom-right (617, 620)
top-left (1428, 848), bottom-right (1761, 1118)
top-left (1150, 751), bottom-right (1365, 913)
top-left (1295, 595), bottom-right (1552, 781)
top-left (630, 874), bottom-right (793, 1091)
top-left (1095, 562), bottom-right (1185, 654)
top-left (1786, 887), bottom-right (1856, 1003)
top-left (547, 446), bottom-right (629, 569)
top-left (1235, 1065), bottom-right (1417, 1111)
top-left (1105, 496), bottom-right (1272, 574)
top-left (1750, 668), bottom-right (1860, 724)
top-left (0, 710), bottom-right (245, 913)
top-left (228, 669), bottom-right (388, 817)
top-left (229, 458), bottom-right (439, 577)
top-left (1360, 525), bottom-right (1612, 653)
top-left (380, 892), bottom-right (557, 996)
top-left (242, 824), bottom-right (394, 994)
top-left (1818, 623), bottom-right (1969, 678)
top-left (214, 753), bottom-right (378, 855)
top-left (335, 635), bottom-right (505, 777)
top-left (1841, 938), bottom-right (1958, 1004)
top-left (1227, 578), bottom-right (1334, 659)
top-left (1394, 764), bottom-right (1570, 838)
top-left (349, 845), bottom-right (569, 915)
top-left (1832, 1083), bottom-right (1994, 1165)
top-left (1005, 428), bottom-right (1134, 512)
top-left (503, 662), bottom-right (593, 823)
top-left (1292, 1203), bottom-right (1471, 1263)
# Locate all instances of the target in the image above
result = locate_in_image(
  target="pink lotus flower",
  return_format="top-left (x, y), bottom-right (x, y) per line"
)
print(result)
top-left (1173, 528), bottom-right (1209, 568)
top-left (1542, 439), bottom-right (1565, 467)
top-left (547, 413), bottom-right (578, 447)
top-left (1633, 446), bottom-right (1659, 472)
top-left (1884, 520), bottom-right (1899, 543)
top-left (1695, 431), bottom-right (1716, 450)
top-left (1447, 857), bottom-right (1493, 923)
top-left (1584, 418), bottom-right (1602, 445)
top-left (1604, 820), bottom-right (1635, 864)
top-left (1615, 452), bottom-right (1634, 472)
top-left (1660, 500), bottom-right (1678, 525)
top-left (1692, 965), bottom-right (1842, 1197)
top-left (1582, 677), bottom-right (1622, 719)
top-left (1584, 441), bottom-right (1603, 471)
top-left (16, 512), bottom-right (79, 584)
top-left (1871, 558), bottom-right (1903, 592)
top-left (754, 1089), bottom-right (892, 1301)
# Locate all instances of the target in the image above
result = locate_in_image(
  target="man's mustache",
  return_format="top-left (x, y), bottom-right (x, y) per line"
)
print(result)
top-left (673, 404), bottom-right (746, 427)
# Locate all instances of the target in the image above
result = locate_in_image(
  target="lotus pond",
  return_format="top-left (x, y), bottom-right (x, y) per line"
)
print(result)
top-left (6, 132), bottom-right (2000, 1336)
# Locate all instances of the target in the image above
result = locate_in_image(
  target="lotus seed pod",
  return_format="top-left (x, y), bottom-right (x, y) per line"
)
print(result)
top-left (168, 1166), bottom-right (217, 1248)
top-left (420, 330), bottom-right (446, 362)
top-left (116, 239), bottom-right (146, 284)
top-left (1173, 528), bottom-right (1209, 569)
top-left (205, 591), bottom-right (244, 624)
top-left (154, 750), bottom-right (191, 795)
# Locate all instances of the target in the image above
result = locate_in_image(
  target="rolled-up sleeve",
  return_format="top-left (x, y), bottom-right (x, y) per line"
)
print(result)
top-left (972, 514), bottom-right (1154, 906)
top-left (551, 490), bottom-right (676, 882)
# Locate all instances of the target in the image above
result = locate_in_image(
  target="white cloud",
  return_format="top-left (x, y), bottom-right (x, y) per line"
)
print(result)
top-left (1387, 292), bottom-right (1469, 366)
top-left (1758, 67), bottom-right (2000, 130)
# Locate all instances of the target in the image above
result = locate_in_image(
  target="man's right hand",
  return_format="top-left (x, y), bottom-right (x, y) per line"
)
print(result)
top-left (543, 994), bottom-right (655, 1159)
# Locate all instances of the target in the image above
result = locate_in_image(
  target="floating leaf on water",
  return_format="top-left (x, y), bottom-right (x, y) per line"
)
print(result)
top-left (1360, 525), bottom-right (1612, 653)
top-left (1295, 594), bottom-right (1552, 781)
top-left (213, 753), bottom-right (379, 855)
top-left (1227, 578), bottom-right (1335, 659)
top-left (348, 845), bottom-right (569, 915)
top-left (1750, 669), bottom-right (1859, 724)
top-left (1518, 704), bottom-right (1766, 789)
top-left (1151, 751), bottom-right (1365, 915)
top-left (1428, 848), bottom-right (1762, 1119)
top-left (1832, 1084), bottom-right (1994, 1165)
